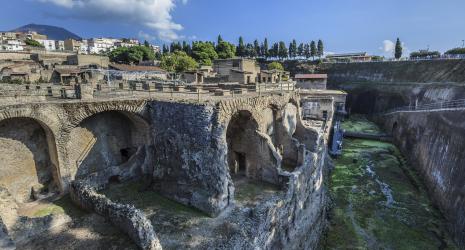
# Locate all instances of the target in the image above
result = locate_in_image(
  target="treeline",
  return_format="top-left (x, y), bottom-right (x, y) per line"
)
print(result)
top-left (162, 36), bottom-right (325, 61)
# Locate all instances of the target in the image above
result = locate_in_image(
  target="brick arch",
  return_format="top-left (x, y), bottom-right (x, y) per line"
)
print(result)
top-left (65, 100), bottom-right (149, 129)
top-left (0, 106), bottom-right (61, 137)
top-left (0, 114), bottom-right (65, 198)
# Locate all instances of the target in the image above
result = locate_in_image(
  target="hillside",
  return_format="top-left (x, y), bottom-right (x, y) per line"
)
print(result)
top-left (11, 23), bottom-right (81, 41)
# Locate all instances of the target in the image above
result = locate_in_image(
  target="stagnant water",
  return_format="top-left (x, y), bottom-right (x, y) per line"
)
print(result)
top-left (324, 115), bottom-right (457, 249)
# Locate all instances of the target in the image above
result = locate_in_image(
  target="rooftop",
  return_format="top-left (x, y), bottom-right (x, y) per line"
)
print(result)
top-left (294, 74), bottom-right (328, 79)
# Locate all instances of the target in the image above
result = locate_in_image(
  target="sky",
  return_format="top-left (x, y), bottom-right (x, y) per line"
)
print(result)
top-left (1, 0), bottom-right (465, 57)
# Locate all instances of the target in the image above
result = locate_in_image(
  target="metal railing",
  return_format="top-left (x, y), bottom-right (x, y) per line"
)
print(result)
top-left (382, 98), bottom-right (465, 115)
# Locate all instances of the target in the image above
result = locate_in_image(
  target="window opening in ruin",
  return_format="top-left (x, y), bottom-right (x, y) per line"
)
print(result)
top-left (108, 175), bottom-right (121, 184)
top-left (120, 148), bottom-right (132, 163)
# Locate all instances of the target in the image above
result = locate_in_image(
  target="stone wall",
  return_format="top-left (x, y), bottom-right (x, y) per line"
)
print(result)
top-left (320, 60), bottom-right (465, 84)
top-left (70, 181), bottom-right (161, 250)
top-left (380, 111), bottom-right (465, 248)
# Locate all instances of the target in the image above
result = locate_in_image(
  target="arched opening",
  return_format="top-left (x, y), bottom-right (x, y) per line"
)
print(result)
top-left (349, 90), bottom-right (378, 114)
top-left (68, 111), bottom-right (149, 181)
top-left (226, 110), bottom-right (260, 178)
top-left (226, 110), bottom-right (282, 205)
top-left (0, 117), bottom-right (60, 203)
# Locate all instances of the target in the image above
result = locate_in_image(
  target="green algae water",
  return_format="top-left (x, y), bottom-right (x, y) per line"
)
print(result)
top-left (324, 115), bottom-right (456, 250)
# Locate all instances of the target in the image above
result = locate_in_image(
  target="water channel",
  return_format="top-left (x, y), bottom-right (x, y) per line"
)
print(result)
top-left (324, 115), bottom-right (457, 249)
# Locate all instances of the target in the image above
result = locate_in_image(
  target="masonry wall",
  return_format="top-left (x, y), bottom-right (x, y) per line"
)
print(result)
top-left (381, 111), bottom-right (465, 248)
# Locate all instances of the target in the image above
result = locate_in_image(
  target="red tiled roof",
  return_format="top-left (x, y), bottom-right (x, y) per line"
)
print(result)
top-left (294, 74), bottom-right (328, 79)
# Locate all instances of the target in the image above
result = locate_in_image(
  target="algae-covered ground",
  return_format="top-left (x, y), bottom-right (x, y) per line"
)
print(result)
top-left (325, 116), bottom-right (456, 250)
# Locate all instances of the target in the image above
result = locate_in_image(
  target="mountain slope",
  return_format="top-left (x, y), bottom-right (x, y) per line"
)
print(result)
top-left (11, 23), bottom-right (81, 41)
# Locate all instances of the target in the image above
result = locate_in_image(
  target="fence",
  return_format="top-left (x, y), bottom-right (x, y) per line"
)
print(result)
top-left (382, 98), bottom-right (465, 115)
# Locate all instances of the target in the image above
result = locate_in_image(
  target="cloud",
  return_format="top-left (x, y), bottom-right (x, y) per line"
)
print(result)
top-left (379, 40), bottom-right (409, 57)
top-left (38, 0), bottom-right (184, 41)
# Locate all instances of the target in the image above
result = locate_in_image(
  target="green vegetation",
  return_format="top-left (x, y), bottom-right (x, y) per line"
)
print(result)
top-left (267, 61), bottom-right (284, 71)
top-left (191, 41), bottom-right (218, 66)
top-left (216, 41), bottom-right (236, 59)
top-left (25, 38), bottom-right (44, 48)
top-left (160, 51), bottom-right (198, 72)
top-left (410, 50), bottom-right (441, 59)
top-left (163, 36), bottom-right (324, 61)
top-left (233, 179), bottom-right (281, 203)
top-left (325, 116), bottom-right (456, 249)
top-left (395, 38), bottom-right (403, 59)
top-left (317, 39), bottom-right (324, 58)
top-left (445, 47), bottom-right (465, 55)
top-left (341, 114), bottom-right (382, 134)
top-left (29, 195), bottom-right (85, 218)
top-left (102, 181), bottom-right (207, 218)
top-left (108, 45), bottom-right (156, 64)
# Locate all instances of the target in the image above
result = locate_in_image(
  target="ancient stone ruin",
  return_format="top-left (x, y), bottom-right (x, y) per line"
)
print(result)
top-left (0, 92), bottom-right (336, 249)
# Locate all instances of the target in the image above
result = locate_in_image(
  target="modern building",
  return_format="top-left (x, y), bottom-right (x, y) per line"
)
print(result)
top-left (295, 74), bottom-right (327, 90)
top-left (326, 52), bottom-right (373, 63)
top-left (88, 38), bottom-right (119, 54)
top-left (1, 40), bottom-right (24, 51)
top-left (55, 40), bottom-right (65, 51)
top-left (36, 39), bottom-right (56, 51)
top-left (64, 39), bottom-right (83, 52)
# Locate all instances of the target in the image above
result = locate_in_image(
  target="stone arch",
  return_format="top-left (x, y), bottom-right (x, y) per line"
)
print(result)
top-left (66, 109), bottom-right (151, 181)
top-left (0, 117), bottom-right (62, 203)
top-left (226, 110), bottom-right (281, 184)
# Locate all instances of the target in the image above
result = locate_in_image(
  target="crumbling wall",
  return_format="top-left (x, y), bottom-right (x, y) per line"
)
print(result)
top-left (70, 181), bottom-right (161, 250)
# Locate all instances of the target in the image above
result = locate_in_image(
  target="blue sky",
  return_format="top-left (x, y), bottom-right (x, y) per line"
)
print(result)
top-left (1, 0), bottom-right (465, 57)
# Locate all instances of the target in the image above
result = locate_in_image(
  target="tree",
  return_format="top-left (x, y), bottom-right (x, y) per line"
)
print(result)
top-left (270, 42), bottom-right (279, 58)
top-left (192, 41), bottom-right (218, 65)
top-left (182, 41), bottom-right (192, 55)
top-left (298, 43), bottom-right (304, 58)
top-left (144, 40), bottom-right (150, 47)
top-left (395, 38), bottom-right (403, 59)
top-left (263, 38), bottom-right (269, 58)
top-left (236, 36), bottom-right (246, 57)
top-left (304, 44), bottom-right (310, 59)
top-left (317, 39), bottom-right (324, 58)
top-left (254, 39), bottom-right (261, 57)
top-left (162, 44), bottom-right (169, 54)
top-left (289, 39), bottom-right (297, 58)
top-left (310, 41), bottom-right (317, 60)
top-left (25, 38), bottom-right (44, 48)
top-left (160, 51), bottom-right (198, 73)
top-left (108, 45), bottom-right (155, 64)
top-left (268, 61), bottom-right (284, 71)
top-left (246, 43), bottom-right (256, 58)
top-left (217, 35), bottom-right (223, 45)
top-left (278, 41), bottom-right (288, 60)
top-left (216, 41), bottom-right (236, 59)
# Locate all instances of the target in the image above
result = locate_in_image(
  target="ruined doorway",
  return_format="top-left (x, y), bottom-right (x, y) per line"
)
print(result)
top-left (0, 118), bottom-right (60, 203)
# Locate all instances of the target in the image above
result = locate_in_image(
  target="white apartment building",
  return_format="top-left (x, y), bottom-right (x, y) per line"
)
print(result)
top-left (88, 38), bottom-right (119, 54)
top-left (37, 39), bottom-right (56, 51)
top-left (55, 40), bottom-right (65, 51)
top-left (0, 40), bottom-right (24, 51)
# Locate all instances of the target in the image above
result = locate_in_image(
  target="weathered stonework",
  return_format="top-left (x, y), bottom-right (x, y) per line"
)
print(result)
top-left (0, 93), bottom-right (331, 249)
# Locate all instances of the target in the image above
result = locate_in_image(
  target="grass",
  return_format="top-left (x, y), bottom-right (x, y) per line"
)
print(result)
top-left (102, 181), bottom-right (207, 218)
top-left (31, 195), bottom-right (86, 218)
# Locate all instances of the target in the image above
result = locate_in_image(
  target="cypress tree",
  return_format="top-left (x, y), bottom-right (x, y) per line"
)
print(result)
top-left (263, 38), bottom-right (269, 58)
top-left (237, 36), bottom-right (245, 57)
top-left (317, 39), bottom-right (324, 58)
top-left (395, 38), bottom-right (403, 59)
top-left (310, 41), bottom-right (317, 60)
